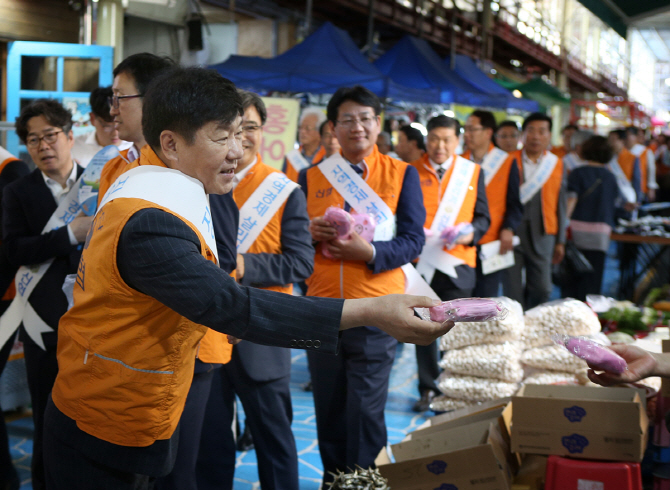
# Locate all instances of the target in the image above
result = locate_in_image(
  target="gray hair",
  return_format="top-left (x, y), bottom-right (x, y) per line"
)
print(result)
top-left (299, 107), bottom-right (327, 127)
top-left (378, 131), bottom-right (392, 146)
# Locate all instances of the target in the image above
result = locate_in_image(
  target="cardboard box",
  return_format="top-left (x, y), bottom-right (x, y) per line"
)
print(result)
top-left (375, 405), bottom-right (515, 490)
top-left (511, 385), bottom-right (648, 462)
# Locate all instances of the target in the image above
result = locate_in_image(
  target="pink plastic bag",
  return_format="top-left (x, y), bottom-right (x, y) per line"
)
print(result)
top-left (429, 298), bottom-right (507, 323)
top-left (553, 335), bottom-right (628, 374)
top-left (440, 222), bottom-right (474, 250)
top-left (321, 207), bottom-right (376, 259)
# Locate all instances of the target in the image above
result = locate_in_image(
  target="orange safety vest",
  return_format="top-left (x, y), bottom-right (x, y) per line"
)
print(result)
top-left (0, 156), bottom-right (20, 300)
top-left (617, 148), bottom-right (641, 191)
top-left (550, 146), bottom-right (567, 159)
top-left (304, 146), bottom-right (406, 298)
top-left (461, 144), bottom-right (515, 245)
top-left (285, 145), bottom-right (326, 183)
top-left (411, 154), bottom-right (480, 268)
top-left (510, 150), bottom-right (563, 236)
top-left (96, 146), bottom-right (142, 208)
top-left (51, 148), bottom-right (218, 447)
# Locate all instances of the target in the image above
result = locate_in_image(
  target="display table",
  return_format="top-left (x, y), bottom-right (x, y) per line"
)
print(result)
top-left (610, 233), bottom-right (670, 301)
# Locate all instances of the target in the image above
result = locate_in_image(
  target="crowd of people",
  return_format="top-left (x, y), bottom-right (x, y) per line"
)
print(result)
top-left (0, 49), bottom-right (668, 490)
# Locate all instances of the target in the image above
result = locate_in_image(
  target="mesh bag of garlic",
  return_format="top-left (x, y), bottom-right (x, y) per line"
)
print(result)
top-left (430, 395), bottom-right (478, 412)
top-left (436, 372), bottom-right (520, 402)
top-left (522, 299), bottom-right (601, 348)
top-left (522, 370), bottom-right (581, 386)
top-left (439, 297), bottom-right (524, 351)
top-left (520, 344), bottom-right (589, 373)
top-left (439, 341), bottom-right (525, 383)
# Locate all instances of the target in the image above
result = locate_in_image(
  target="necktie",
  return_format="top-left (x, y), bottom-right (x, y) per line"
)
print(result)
top-left (436, 166), bottom-right (445, 180)
top-left (344, 164), bottom-right (364, 212)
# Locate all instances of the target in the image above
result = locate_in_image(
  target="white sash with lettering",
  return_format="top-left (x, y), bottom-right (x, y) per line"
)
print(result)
top-left (416, 156), bottom-right (476, 282)
top-left (520, 152), bottom-right (559, 205)
top-left (0, 145), bottom-right (121, 351)
top-left (318, 155), bottom-right (438, 300)
top-left (237, 172), bottom-right (299, 253)
top-left (98, 166), bottom-right (218, 259)
top-left (286, 148), bottom-right (311, 172)
top-left (480, 147), bottom-right (508, 187)
top-left (608, 157), bottom-right (637, 204)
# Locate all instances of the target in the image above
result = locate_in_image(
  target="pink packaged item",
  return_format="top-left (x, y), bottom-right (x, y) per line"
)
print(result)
top-left (351, 213), bottom-right (376, 242)
top-left (553, 335), bottom-right (628, 374)
top-left (440, 222), bottom-right (474, 249)
top-left (429, 298), bottom-right (507, 323)
top-left (323, 206), bottom-right (354, 239)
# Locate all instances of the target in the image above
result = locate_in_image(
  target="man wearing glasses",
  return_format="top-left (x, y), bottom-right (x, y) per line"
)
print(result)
top-left (197, 90), bottom-right (313, 490)
top-left (283, 107), bottom-right (326, 182)
top-left (461, 110), bottom-right (522, 298)
top-left (299, 86), bottom-right (426, 488)
top-left (96, 53), bottom-right (175, 205)
top-left (71, 86), bottom-right (132, 167)
top-left (2, 99), bottom-right (92, 490)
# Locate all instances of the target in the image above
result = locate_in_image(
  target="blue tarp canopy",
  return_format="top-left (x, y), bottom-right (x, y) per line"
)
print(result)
top-left (210, 22), bottom-right (440, 103)
top-left (444, 55), bottom-right (539, 112)
top-left (374, 36), bottom-right (509, 108)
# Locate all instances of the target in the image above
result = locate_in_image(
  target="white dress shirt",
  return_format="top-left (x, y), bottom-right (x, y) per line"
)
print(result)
top-left (232, 157), bottom-right (258, 190)
top-left (429, 155), bottom-right (454, 179)
top-left (41, 162), bottom-right (79, 245)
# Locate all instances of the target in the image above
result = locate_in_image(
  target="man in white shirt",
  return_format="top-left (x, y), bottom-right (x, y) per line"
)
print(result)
top-left (71, 87), bottom-right (132, 167)
top-left (562, 130), bottom-right (593, 173)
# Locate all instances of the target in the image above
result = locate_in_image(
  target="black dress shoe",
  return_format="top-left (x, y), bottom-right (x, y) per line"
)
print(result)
top-left (236, 424), bottom-right (254, 452)
top-left (412, 390), bottom-right (437, 412)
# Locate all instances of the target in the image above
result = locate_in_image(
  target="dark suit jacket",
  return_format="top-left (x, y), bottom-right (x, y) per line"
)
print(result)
top-left (2, 166), bottom-right (84, 347)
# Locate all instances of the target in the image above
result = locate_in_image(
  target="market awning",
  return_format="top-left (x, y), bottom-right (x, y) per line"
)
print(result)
top-left (577, 0), bottom-right (670, 39)
top-left (496, 78), bottom-right (570, 109)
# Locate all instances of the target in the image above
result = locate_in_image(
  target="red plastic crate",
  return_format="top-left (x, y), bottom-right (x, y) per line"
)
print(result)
top-left (545, 455), bottom-right (642, 490)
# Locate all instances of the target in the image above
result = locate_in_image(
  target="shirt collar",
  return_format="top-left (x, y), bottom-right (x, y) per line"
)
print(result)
top-left (41, 161), bottom-right (78, 190)
top-left (233, 156), bottom-right (258, 189)
top-left (127, 144), bottom-right (140, 162)
top-left (429, 155), bottom-right (454, 172)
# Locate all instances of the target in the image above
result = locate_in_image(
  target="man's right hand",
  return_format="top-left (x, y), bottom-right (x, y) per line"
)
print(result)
top-left (70, 215), bottom-right (94, 243)
top-left (498, 228), bottom-right (515, 255)
top-left (309, 217), bottom-right (338, 242)
top-left (587, 344), bottom-right (659, 386)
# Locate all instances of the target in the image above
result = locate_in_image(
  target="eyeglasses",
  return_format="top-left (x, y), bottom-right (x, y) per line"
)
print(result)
top-left (242, 124), bottom-right (262, 134)
top-left (298, 125), bottom-right (317, 132)
top-left (108, 94), bottom-right (143, 110)
top-left (336, 116), bottom-right (376, 129)
top-left (99, 121), bottom-right (117, 133)
top-left (463, 126), bottom-right (485, 133)
top-left (25, 130), bottom-right (64, 148)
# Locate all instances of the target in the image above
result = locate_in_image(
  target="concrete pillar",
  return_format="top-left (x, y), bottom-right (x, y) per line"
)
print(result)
top-left (97, 0), bottom-right (124, 68)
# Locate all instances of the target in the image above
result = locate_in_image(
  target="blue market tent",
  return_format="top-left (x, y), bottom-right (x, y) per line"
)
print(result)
top-left (444, 55), bottom-right (539, 112)
top-left (210, 22), bottom-right (439, 103)
top-left (374, 36), bottom-right (508, 108)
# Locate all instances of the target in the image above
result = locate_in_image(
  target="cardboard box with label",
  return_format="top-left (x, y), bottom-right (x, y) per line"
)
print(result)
top-left (511, 385), bottom-right (648, 462)
top-left (375, 403), bottom-right (515, 490)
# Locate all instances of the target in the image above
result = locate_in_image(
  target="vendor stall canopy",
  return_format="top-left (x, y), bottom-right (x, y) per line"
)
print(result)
top-left (210, 22), bottom-right (440, 103)
top-left (578, 0), bottom-right (669, 39)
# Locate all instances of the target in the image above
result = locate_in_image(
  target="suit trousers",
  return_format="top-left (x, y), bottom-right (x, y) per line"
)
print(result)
top-left (308, 326), bottom-right (397, 487)
top-left (154, 367), bottom-right (216, 490)
top-left (561, 249), bottom-right (606, 302)
top-left (473, 254), bottom-right (503, 298)
top-left (416, 286), bottom-right (473, 395)
top-left (503, 220), bottom-right (555, 310)
top-left (22, 331), bottom-right (58, 490)
top-left (197, 348), bottom-right (298, 490)
top-left (43, 399), bottom-right (155, 490)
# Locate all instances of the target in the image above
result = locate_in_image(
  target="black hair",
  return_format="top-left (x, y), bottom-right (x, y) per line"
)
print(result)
top-left (238, 90), bottom-right (266, 125)
top-left (327, 86), bottom-right (381, 124)
top-left (562, 124), bottom-right (579, 133)
top-left (142, 67), bottom-right (243, 151)
top-left (625, 126), bottom-right (640, 137)
top-left (89, 86), bottom-right (114, 122)
top-left (319, 120), bottom-right (330, 136)
top-left (113, 53), bottom-right (175, 96)
top-left (16, 99), bottom-right (73, 143)
top-left (522, 112), bottom-right (552, 132)
top-left (398, 125), bottom-right (425, 151)
top-left (609, 129), bottom-right (626, 141)
top-left (426, 115), bottom-right (460, 134)
top-left (470, 110), bottom-right (497, 132)
top-left (497, 120), bottom-right (519, 132)
top-left (581, 135), bottom-right (613, 164)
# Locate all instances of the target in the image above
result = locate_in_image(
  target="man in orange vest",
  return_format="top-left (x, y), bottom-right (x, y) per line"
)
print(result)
top-left (550, 123), bottom-right (578, 159)
top-left (503, 112), bottom-right (566, 309)
top-left (299, 85), bottom-right (427, 488)
top-left (461, 110), bottom-right (522, 298)
top-left (319, 120), bottom-right (341, 161)
top-left (626, 126), bottom-right (657, 202)
top-left (43, 67), bottom-right (450, 490)
top-left (411, 115), bottom-right (490, 412)
top-left (283, 107), bottom-right (326, 182)
top-left (495, 120), bottom-right (521, 153)
top-left (197, 91), bottom-right (313, 490)
top-left (608, 129), bottom-right (642, 207)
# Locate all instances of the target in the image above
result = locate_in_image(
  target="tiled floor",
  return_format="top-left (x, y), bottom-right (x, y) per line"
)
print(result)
top-left (8, 342), bottom-right (427, 490)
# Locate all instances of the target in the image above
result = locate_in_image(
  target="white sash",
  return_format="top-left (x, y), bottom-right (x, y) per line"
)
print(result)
top-left (480, 147), bottom-right (508, 187)
top-left (630, 144), bottom-right (645, 157)
top-left (237, 172), bottom-right (299, 253)
top-left (416, 156), bottom-right (476, 282)
top-left (317, 154), bottom-right (438, 299)
top-left (286, 148), bottom-right (311, 172)
top-left (0, 145), bottom-right (120, 351)
top-left (520, 152), bottom-right (559, 205)
top-left (608, 157), bottom-right (637, 204)
top-left (99, 166), bottom-right (218, 260)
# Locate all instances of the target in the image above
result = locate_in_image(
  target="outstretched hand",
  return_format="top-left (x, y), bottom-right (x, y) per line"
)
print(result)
top-left (341, 294), bottom-right (454, 345)
top-left (587, 344), bottom-right (658, 386)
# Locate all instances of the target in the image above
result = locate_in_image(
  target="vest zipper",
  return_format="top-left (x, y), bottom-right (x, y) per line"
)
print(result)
top-left (340, 260), bottom-right (344, 298)
top-left (84, 349), bottom-right (89, 364)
